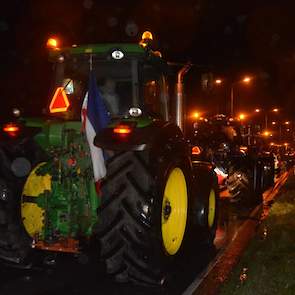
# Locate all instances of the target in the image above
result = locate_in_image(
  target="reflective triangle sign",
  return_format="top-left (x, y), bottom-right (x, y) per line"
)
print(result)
top-left (49, 87), bottom-right (70, 113)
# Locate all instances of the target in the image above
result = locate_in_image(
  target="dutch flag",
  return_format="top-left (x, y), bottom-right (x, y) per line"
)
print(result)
top-left (81, 71), bottom-right (110, 190)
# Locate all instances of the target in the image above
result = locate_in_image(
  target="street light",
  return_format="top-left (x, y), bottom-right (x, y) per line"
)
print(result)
top-left (192, 111), bottom-right (200, 119)
top-left (254, 107), bottom-right (279, 129)
top-left (214, 77), bottom-right (252, 117)
top-left (239, 113), bottom-right (246, 121)
top-left (230, 76), bottom-right (252, 118)
top-left (242, 76), bottom-right (251, 83)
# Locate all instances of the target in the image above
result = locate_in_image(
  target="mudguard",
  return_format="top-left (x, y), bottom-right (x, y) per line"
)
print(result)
top-left (94, 119), bottom-right (186, 153)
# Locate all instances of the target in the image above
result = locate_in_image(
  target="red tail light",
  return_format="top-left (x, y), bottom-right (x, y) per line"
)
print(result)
top-left (3, 123), bottom-right (20, 137)
top-left (113, 125), bottom-right (132, 134)
top-left (192, 145), bottom-right (202, 155)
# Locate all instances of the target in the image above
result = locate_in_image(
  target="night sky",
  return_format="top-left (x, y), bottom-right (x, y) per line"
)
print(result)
top-left (1, 0), bottom-right (295, 120)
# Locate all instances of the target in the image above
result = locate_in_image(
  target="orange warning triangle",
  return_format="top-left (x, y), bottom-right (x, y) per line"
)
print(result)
top-left (49, 87), bottom-right (70, 113)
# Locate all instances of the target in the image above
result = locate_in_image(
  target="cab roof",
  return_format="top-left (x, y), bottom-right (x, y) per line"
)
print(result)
top-left (49, 43), bottom-right (146, 60)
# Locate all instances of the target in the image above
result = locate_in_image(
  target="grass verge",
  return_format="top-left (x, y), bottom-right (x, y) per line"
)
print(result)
top-left (219, 172), bottom-right (295, 295)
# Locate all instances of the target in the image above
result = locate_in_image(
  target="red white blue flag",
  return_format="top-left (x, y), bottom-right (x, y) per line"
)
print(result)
top-left (81, 71), bottom-right (110, 184)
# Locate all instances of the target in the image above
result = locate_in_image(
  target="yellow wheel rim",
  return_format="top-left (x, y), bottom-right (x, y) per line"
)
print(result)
top-left (21, 162), bottom-right (51, 238)
top-left (208, 189), bottom-right (216, 228)
top-left (161, 168), bottom-right (188, 255)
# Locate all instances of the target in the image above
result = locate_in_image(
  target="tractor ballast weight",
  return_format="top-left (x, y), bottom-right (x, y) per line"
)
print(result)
top-left (0, 34), bottom-right (218, 285)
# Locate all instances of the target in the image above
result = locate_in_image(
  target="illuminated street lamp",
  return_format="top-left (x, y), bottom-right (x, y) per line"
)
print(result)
top-left (215, 79), bottom-right (222, 85)
top-left (230, 76), bottom-right (252, 118)
top-left (192, 111), bottom-right (200, 119)
top-left (255, 107), bottom-right (280, 129)
top-left (242, 76), bottom-right (251, 83)
top-left (239, 113), bottom-right (246, 121)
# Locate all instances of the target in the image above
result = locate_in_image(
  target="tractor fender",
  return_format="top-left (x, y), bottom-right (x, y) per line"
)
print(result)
top-left (94, 120), bottom-right (186, 153)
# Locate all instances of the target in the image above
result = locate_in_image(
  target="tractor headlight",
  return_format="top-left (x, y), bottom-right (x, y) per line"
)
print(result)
top-left (12, 108), bottom-right (21, 117)
top-left (129, 107), bottom-right (142, 117)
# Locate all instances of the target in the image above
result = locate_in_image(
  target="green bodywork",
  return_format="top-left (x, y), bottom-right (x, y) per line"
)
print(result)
top-left (23, 115), bottom-right (153, 242)
top-left (24, 118), bottom-right (99, 240)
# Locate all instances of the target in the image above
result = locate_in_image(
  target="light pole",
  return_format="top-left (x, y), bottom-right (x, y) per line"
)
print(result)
top-left (216, 76), bottom-right (251, 118)
top-left (230, 85), bottom-right (234, 118)
top-left (255, 108), bottom-right (279, 130)
top-left (231, 76), bottom-right (251, 117)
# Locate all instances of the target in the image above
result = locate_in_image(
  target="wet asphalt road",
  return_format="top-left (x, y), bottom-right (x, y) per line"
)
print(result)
top-left (0, 173), bottom-right (287, 295)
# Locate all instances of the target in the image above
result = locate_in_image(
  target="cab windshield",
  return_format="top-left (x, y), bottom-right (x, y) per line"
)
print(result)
top-left (51, 56), bottom-right (168, 120)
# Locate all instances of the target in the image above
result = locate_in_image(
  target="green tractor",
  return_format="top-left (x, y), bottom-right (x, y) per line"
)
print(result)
top-left (0, 32), bottom-right (218, 285)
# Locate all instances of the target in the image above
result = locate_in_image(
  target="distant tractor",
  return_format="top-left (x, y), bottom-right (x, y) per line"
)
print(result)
top-left (191, 114), bottom-right (275, 204)
top-left (0, 32), bottom-right (218, 285)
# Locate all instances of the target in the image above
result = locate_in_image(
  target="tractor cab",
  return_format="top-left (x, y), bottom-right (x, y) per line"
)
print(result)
top-left (47, 36), bottom-right (170, 124)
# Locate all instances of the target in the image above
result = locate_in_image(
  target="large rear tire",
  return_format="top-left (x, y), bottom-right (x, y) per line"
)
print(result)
top-left (97, 150), bottom-right (193, 285)
top-left (0, 140), bottom-right (45, 264)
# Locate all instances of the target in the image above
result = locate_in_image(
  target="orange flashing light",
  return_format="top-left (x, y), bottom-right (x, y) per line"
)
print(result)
top-left (3, 123), bottom-right (20, 137)
top-left (192, 146), bottom-right (202, 155)
top-left (46, 37), bottom-right (59, 49)
top-left (113, 125), bottom-right (132, 134)
top-left (49, 87), bottom-right (70, 113)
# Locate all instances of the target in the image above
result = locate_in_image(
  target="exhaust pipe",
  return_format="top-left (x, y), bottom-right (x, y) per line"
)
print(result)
top-left (176, 63), bottom-right (192, 132)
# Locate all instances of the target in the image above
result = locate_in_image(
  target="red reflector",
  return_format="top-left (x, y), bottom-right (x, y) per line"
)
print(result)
top-left (49, 87), bottom-right (70, 113)
top-left (113, 125), bottom-right (132, 134)
top-left (3, 123), bottom-right (20, 137)
top-left (192, 146), bottom-right (201, 155)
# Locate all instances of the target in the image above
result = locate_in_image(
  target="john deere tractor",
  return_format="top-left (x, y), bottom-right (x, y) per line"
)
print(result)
top-left (0, 32), bottom-right (218, 285)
